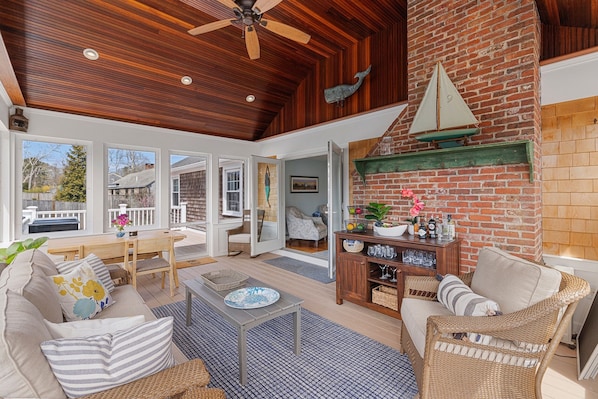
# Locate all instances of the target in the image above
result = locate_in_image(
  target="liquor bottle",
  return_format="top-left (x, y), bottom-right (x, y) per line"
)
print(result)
top-left (447, 214), bottom-right (456, 240)
top-left (417, 214), bottom-right (427, 239)
top-left (428, 215), bottom-right (437, 239)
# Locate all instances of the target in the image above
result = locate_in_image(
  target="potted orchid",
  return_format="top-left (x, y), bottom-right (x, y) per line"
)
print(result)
top-left (402, 189), bottom-right (425, 235)
top-left (111, 213), bottom-right (132, 237)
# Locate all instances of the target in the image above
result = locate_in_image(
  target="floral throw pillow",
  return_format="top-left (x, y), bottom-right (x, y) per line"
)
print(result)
top-left (48, 262), bottom-right (114, 321)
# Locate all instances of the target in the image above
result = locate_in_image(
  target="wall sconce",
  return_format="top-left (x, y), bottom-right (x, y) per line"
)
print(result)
top-left (9, 108), bottom-right (29, 132)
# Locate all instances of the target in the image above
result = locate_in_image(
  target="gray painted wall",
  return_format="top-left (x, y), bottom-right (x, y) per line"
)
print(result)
top-left (285, 157), bottom-right (327, 216)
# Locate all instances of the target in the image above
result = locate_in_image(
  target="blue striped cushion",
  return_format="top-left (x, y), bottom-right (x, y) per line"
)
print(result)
top-left (57, 254), bottom-right (115, 293)
top-left (40, 316), bottom-right (174, 398)
top-left (438, 274), bottom-right (501, 316)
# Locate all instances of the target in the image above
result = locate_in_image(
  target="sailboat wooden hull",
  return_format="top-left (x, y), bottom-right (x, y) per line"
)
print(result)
top-left (415, 127), bottom-right (479, 148)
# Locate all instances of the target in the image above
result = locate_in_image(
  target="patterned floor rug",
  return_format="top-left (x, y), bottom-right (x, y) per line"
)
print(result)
top-left (152, 298), bottom-right (418, 399)
top-left (263, 256), bottom-right (334, 283)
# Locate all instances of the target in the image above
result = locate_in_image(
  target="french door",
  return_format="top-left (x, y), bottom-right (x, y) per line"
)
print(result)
top-left (250, 156), bottom-right (284, 256)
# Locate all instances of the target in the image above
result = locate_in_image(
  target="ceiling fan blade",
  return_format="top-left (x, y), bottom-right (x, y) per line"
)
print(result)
top-left (188, 19), bottom-right (235, 35)
top-left (259, 19), bottom-right (310, 44)
top-left (253, 0), bottom-right (282, 14)
top-left (217, 0), bottom-right (239, 9)
top-left (245, 25), bottom-right (260, 60)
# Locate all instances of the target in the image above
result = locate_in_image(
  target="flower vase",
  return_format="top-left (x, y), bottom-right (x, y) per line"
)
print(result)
top-left (408, 225), bottom-right (415, 235)
top-left (116, 230), bottom-right (126, 238)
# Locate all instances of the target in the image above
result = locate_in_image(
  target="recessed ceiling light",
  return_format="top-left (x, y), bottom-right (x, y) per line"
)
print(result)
top-left (83, 48), bottom-right (99, 60)
top-left (246, 94), bottom-right (256, 103)
top-left (181, 76), bottom-right (193, 85)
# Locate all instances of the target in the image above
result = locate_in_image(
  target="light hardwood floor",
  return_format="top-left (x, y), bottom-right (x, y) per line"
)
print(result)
top-left (137, 252), bottom-right (598, 399)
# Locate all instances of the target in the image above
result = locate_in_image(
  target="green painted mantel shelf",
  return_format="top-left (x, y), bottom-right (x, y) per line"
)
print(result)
top-left (354, 140), bottom-right (534, 182)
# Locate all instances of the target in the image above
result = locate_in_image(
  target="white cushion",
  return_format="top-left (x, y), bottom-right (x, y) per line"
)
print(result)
top-left (41, 317), bottom-right (175, 398)
top-left (12, 248), bottom-right (60, 276)
top-left (0, 259), bottom-right (64, 323)
top-left (47, 262), bottom-right (114, 321)
top-left (229, 233), bottom-right (250, 243)
top-left (57, 254), bottom-right (115, 293)
top-left (43, 315), bottom-right (146, 339)
top-left (438, 274), bottom-right (501, 317)
top-left (400, 297), bottom-right (453, 357)
top-left (0, 290), bottom-right (66, 399)
top-left (471, 247), bottom-right (562, 314)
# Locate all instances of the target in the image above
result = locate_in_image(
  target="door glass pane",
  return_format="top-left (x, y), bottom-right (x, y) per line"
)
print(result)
top-left (257, 161), bottom-right (278, 242)
top-left (219, 158), bottom-right (245, 220)
top-left (21, 140), bottom-right (88, 235)
top-left (106, 148), bottom-right (156, 230)
top-left (170, 154), bottom-right (207, 257)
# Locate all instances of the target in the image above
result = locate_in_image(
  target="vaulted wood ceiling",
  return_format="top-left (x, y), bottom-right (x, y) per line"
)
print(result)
top-left (0, 1), bottom-right (596, 141)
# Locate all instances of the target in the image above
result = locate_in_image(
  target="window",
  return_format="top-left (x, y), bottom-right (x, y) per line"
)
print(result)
top-left (222, 163), bottom-right (243, 217)
top-left (107, 148), bottom-right (156, 229)
top-left (171, 177), bottom-right (180, 207)
top-left (20, 140), bottom-right (88, 235)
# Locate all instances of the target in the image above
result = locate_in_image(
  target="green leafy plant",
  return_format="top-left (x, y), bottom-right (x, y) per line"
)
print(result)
top-left (0, 237), bottom-right (49, 265)
top-left (364, 202), bottom-right (392, 226)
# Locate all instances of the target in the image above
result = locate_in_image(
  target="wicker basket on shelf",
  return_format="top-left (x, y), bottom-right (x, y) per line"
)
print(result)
top-left (372, 285), bottom-right (398, 310)
top-left (343, 239), bottom-right (364, 253)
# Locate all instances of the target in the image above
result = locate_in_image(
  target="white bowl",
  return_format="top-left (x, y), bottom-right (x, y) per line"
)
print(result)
top-left (373, 224), bottom-right (408, 237)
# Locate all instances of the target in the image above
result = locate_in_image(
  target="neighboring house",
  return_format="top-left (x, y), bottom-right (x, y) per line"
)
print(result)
top-left (108, 165), bottom-right (155, 209)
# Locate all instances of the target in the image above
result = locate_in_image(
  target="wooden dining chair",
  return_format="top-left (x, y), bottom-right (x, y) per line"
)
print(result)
top-left (130, 235), bottom-right (178, 297)
top-left (78, 241), bottom-right (130, 285)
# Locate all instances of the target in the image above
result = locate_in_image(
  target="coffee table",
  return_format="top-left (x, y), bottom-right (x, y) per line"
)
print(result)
top-left (183, 276), bottom-right (304, 385)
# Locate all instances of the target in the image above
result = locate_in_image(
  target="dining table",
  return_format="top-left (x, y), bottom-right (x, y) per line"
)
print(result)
top-left (46, 229), bottom-right (186, 262)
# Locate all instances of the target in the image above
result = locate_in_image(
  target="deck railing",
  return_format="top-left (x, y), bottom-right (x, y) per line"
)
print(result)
top-left (23, 203), bottom-right (187, 232)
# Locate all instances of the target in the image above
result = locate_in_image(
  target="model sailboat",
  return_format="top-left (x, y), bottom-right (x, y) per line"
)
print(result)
top-left (408, 62), bottom-right (479, 148)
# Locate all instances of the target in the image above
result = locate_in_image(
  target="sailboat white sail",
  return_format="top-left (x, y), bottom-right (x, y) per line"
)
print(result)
top-left (408, 62), bottom-right (479, 146)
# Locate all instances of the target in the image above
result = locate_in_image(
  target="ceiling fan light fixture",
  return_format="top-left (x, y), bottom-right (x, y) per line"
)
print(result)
top-left (181, 76), bottom-right (193, 85)
top-left (246, 94), bottom-right (256, 102)
top-left (83, 48), bottom-right (99, 60)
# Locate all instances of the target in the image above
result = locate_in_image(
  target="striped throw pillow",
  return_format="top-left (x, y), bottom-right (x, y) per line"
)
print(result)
top-left (57, 254), bottom-right (115, 293)
top-left (40, 316), bottom-right (175, 398)
top-left (438, 274), bottom-right (501, 317)
top-left (438, 274), bottom-right (502, 345)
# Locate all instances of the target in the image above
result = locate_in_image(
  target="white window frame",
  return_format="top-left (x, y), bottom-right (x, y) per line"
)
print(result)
top-left (171, 176), bottom-right (180, 207)
top-left (222, 164), bottom-right (243, 217)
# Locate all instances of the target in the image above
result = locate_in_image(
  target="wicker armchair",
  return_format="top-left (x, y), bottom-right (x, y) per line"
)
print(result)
top-left (227, 209), bottom-right (265, 256)
top-left (400, 270), bottom-right (590, 399)
top-left (81, 359), bottom-right (226, 399)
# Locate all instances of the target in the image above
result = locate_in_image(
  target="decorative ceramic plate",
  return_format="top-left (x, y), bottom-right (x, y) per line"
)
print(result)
top-left (224, 287), bottom-right (280, 309)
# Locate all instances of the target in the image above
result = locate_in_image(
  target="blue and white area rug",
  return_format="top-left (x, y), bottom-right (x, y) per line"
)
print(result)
top-left (264, 256), bottom-right (335, 284)
top-left (152, 298), bottom-right (418, 399)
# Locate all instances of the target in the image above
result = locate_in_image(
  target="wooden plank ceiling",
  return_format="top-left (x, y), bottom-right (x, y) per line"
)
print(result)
top-left (0, 1), bottom-right (596, 141)
top-left (0, 0), bottom-right (406, 141)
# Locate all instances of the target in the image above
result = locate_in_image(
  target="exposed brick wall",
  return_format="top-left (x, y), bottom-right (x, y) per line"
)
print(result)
top-left (353, 0), bottom-right (542, 271)
top-left (542, 96), bottom-right (598, 261)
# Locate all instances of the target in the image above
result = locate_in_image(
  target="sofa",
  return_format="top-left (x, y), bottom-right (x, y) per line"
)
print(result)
top-left (0, 249), bottom-right (223, 399)
top-left (286, 206), bottom-right (327, 247)
top-left (400, 247), bottom-right (590, 399)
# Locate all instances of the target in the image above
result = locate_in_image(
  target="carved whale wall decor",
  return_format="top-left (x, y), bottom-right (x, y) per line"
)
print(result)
top-left (324, 65), bottom-right (372, 106)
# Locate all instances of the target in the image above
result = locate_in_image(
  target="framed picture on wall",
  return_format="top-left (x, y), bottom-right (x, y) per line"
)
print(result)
top-left (290, 176), bottom-right (319, 193)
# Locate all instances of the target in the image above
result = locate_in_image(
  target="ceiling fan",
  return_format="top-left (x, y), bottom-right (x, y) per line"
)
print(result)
top-left (188, 0), bottom-right (311, 60)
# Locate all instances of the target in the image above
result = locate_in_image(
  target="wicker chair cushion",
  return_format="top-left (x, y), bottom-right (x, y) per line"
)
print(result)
top-left (41, 316), bottom-right (175, 398)
top-left (228, 233), bottom-right (250, 243)
top-left (471, 247), bottom-right (562, 314)
top-left (401, 297), bottom-right (453, 357)
top-left (0, 290), bottom-right (66, 399)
